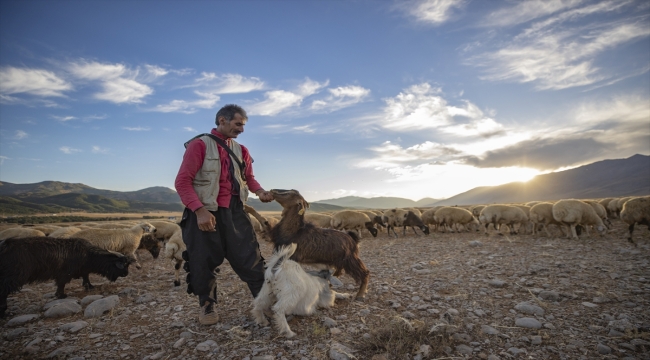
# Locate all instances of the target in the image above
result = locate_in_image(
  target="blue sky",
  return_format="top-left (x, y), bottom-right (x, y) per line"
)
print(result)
top-left (1, 0), bottom-right (649, 202)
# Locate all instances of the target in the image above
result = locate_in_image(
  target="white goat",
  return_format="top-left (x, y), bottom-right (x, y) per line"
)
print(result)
top-left (251, 243), bottom-right (344, 338)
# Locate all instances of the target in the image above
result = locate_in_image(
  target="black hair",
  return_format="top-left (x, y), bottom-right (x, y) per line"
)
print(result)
top-left (215, 104), bottom-right (248, 125)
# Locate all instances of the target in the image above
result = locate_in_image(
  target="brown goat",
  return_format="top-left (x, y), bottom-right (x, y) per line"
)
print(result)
top-left (267, 189), bottom-right (370, 300)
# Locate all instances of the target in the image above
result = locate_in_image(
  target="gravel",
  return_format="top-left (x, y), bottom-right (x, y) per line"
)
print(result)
top-left (0, 219), bottom-right (648, 359)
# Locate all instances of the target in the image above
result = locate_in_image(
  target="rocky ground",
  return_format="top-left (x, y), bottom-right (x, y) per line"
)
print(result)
top-left (1, 219), bottom-right (649, 360)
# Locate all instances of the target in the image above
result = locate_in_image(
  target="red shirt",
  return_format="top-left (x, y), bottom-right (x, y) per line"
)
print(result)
top-left (175, 129), bottom-right (263, 211)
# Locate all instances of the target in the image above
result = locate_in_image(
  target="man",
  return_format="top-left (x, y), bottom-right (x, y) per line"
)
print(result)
top-left (175, 104), bottom-right (274, 325)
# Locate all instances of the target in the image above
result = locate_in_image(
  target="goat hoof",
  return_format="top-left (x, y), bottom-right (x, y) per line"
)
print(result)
top-left (173, 280), bottom-right (181, 287)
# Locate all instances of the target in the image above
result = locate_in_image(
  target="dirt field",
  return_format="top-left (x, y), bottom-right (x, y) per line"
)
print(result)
top-left (1, 219), bottom-right (649, 359)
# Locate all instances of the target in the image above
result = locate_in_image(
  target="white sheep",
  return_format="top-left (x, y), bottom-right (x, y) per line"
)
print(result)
top-left (304, 213), bottom-right (333, 229)
top-left (512, 205), bottom-right (533, 234)
top-left (433, 207), bottom-right (479, 233)
top-left (0, 227), bottom-right (46, 240)
top-left (420, 208), bottom-right (437, 232)
top-left (164, 230), bottom-right (187, 286)
top-left (73, 222), bottom-right (156, 269)
top-left (529, 202), bottom-right (567, 237)
top-left (381, 208), bottom-right (407, 237)
top-left (149, 220), bottom-right (181, 242)
top-left (470, 205), bottom-right (486, 218)
top-left (619, 197), bottom-right (650, 246)
top-left (22, 225), bottom-right (61, 235)
top-left (330, 210), bottom-right (378, 238)
top-left (583, 200), bottom-right (612, 229)
top-left (48, 226), bottom-right (82, 239)
top-left (606, 198), bottom-right (622, 219)
top-left (478, 205), bottom-right (528, 235)
top-left (552, 199), bottom-right (606, 239)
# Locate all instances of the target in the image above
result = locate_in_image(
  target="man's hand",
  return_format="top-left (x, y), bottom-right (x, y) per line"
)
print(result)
top-left (195, 207), bottom-right (216, 232)
top-left (256, 190), bottom-right (274, 203)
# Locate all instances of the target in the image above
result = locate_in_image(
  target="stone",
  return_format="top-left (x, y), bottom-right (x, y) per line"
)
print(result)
top-left (515, 317), bottom-right (542, 329)
top-left (596, 343), bottom-right (611, 355)
top-left (330, 342), bottom-right (355, 360)
top-left (196, 340), bottom-right (217, 352)
top-left (455, 344), bottom-right (473, 355)
top-left (44, 301), bottom-right (82, 318)
top-left (43, 298), bottom-right (79, 310)
top-left (488, 279), bottom-right (507, 288)
top-left (6, 314), bottom-right (39, 327)
top-left (135, 293), bottom-right (155, 304)
top-left (59, 321), bottom-right (89, 333)
top-left (538, 291), bottom-right (560, 301)
top-left (581, 302), bottom-right (598, 308)
top-left (84, 295), bottom-right (119, 318)
top-left (80, 295), bottom-right (104, 307)
top-left (481, 325), bottom-right (499, 335)
top-left (4, 327), bottom-right (28, 340)
top-left (514, 302), bottom-right (545, 316)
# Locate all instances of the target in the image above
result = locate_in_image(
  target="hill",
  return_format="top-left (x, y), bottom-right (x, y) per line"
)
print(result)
top-left (431, 154), bottom-right (650, 206)
top-left (314, 196), bottom-right (442, 209)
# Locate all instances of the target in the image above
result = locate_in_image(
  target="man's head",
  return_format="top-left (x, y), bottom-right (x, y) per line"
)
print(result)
top-left (215, 104), bottom-right (248, 139)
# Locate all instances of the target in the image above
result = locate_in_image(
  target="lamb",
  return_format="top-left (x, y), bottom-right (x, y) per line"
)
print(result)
top-left (433, 207), bottom-right (480, 233)
top-left (552, 199), bottom-right (606, 239)
top-left (619, 197), bottom-right (650, 246)
top-left (251, 243), bottom-right (340, 338)
top-left (73, 222), bottom-right (156, 269)
top-left (0, 237), bottom-right (134, 317)
top-left (0, 227), bottom-right (46, 240)
top-left (330, 210), bottom-right (378, 238)
top-left (478, 205), bottom-right (528, 235)
top-left (164, 230), bottom-right (186, 286)
top-left (529, 202), bottom-right (567, 237)
top-left (267, 189), bottom-right (370, 300)
top-left (304, 213), bottom-right (334, 229)
top-left (48, 226), bottom-right (82, 239)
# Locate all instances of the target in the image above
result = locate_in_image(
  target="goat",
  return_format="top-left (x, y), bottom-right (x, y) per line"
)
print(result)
top-left (266, 189), bottom-right (370, 300)
top-left (251, 243), bottom-right (342, 338)
top-left (0, 237), bottom-right (134, 317)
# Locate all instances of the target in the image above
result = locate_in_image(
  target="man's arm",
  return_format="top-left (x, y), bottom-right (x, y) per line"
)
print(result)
top-left (242, 146), bottom-right (273, 203)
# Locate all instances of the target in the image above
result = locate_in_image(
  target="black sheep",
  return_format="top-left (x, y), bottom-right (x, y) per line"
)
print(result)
top-left (0, 237), bottom-right (135, 318)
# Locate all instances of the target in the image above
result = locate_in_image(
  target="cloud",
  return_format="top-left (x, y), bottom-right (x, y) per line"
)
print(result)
top-left (473, 1), bottom-right (650, 90)
top-left (151, 91), bottom-right (220, 113)
top-left (0, 66), bottom-right (72, 97)
top-left (461, 135), bottom-right (614, 170)
top-left (68, 60), bottom-right (153, 103)
top-left (482, 0), bottom-right (584, 27)
top-left (355, 140), bottom-right (463, 169)
top-left (248, 78), bottom-right (328, 116)
top-left (400, 0), bottom-right (467, 25)
top-left (310, 85), bottom-right (370, 112)
top-left (0, 156), bottom-right (8, 165)
top-left (123, 126), bottom-right (150, 131)
top-left (377, 83), bottom-right (504, 137)
top-left (194, 73), bottom-right (265, 94)
top-left (183, 127), bottom-right (196, 132)
top-left (52, 115), bottom-right (77, 122)
top-left (91, 146), bottom-right (109, 154)
top-left (59, 146), bottom-right (82, 154)
top-left (14, 130), bottom-right (28, 140)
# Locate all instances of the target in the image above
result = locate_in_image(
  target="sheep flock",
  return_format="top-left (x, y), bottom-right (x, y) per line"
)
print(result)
top-left (0, 194), bottom-right (649, 357)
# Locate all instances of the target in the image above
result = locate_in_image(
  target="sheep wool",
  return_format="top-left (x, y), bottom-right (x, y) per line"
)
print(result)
top-left (619, 197), bottom-right (650, 245)
top-left (552, 199), bottom-right (606, 239)
top-left (478, 205), bottom-right (528, 235)
top-left (0, 228), bottom-right (46, 240)
top-left (73, 222), bottom-right (156, 269)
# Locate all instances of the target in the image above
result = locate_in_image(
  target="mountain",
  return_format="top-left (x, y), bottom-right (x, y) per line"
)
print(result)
top-left (431, 154), bottom-right (650, 206)
top-left (315, 196), bottom-right (443, 209)
top-left (246, 198), bottom-right (345, 212)
top-left (0, 181), bottom-right (180, 204)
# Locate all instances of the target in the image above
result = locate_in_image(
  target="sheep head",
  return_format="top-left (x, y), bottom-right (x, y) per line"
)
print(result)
top-left (270, 189), bottom-right (310, 215)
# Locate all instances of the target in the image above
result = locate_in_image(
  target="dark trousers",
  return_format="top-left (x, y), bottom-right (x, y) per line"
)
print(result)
top-left (180, 196), bottom-right (265, 305)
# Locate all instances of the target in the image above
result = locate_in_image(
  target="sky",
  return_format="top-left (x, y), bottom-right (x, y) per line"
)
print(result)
top-left (1, 0), bottom-right (649, 202)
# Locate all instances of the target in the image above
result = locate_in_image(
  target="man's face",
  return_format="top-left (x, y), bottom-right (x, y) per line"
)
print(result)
top-left (217, 113), bottom-right (246, 138)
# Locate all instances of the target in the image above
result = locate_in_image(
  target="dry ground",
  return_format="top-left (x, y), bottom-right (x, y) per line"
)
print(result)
top-left (1, 219), bottom-right (649, 360)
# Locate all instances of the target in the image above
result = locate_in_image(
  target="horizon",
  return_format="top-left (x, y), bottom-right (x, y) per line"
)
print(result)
top-left (1, 1), bottom-right (649, 203)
